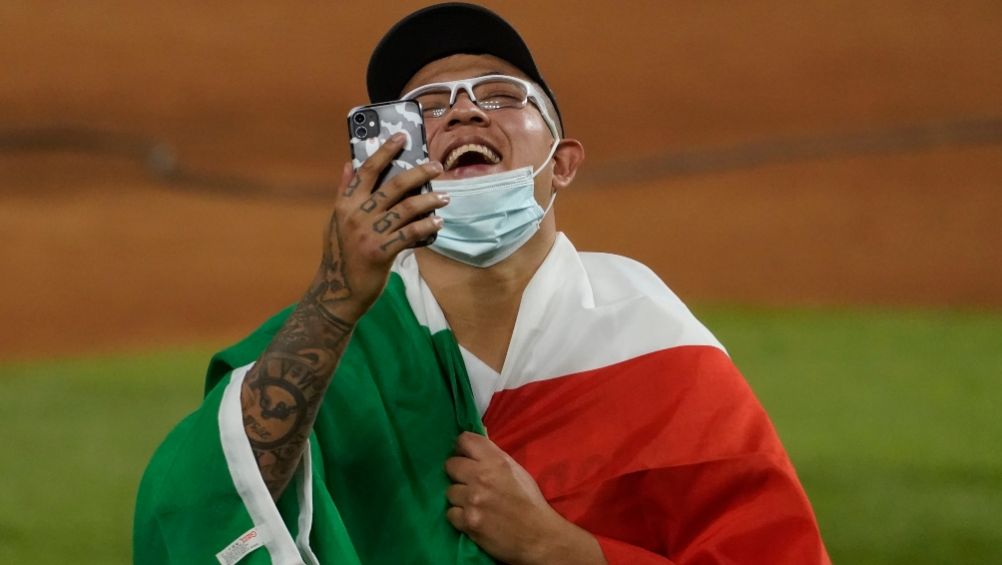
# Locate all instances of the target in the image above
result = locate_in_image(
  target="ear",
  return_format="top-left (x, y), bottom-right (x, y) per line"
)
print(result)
top-left (550, 138), bottom-right (585, 191)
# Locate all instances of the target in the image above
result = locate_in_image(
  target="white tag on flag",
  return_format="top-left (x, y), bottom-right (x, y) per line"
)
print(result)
top-left (216, 527), bottom-right (264, 564)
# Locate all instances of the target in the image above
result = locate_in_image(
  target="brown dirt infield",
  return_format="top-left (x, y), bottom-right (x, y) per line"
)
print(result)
top-left (2, 1), bottom-right (1000, 360)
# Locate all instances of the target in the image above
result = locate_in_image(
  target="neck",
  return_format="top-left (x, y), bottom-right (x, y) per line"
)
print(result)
top-left (417, 226), bottom-right (556, 305)
top-left (414, 225), bottom-right (557, 371)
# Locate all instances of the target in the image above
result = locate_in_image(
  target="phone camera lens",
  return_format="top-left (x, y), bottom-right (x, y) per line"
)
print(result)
top-left (352, 112), bottom-right (366, 125)
top-left (354, 126), bottom-right (368, 138)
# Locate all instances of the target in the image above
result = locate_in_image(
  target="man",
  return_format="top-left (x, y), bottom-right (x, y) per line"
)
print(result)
top-left (135, 4), bottom-right (830, 564)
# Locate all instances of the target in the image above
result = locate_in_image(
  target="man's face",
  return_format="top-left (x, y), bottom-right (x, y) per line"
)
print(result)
top-left (402, 54), bottom-right (556, 187)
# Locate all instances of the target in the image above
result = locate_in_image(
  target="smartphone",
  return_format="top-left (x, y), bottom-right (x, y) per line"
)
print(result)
top-left (347, 100), bottom-right (436, 245)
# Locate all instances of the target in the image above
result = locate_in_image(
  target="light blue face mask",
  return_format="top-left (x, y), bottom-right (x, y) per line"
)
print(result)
top-left (429, 139), bottom-right (559, 268)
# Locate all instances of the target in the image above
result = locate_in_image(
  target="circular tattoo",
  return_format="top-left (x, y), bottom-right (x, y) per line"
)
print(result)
top-left (248, 377), bottom-right (307, 449)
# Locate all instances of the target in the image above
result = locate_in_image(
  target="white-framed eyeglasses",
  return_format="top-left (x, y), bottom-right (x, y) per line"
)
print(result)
top-left (401, 74), bottom-right (559, 139)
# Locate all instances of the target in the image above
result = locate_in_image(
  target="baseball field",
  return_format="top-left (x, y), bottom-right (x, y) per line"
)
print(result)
top-left (2, 1), bottom-right (1000, 563)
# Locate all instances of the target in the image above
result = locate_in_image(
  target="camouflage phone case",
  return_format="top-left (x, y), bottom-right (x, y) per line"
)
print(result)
top-left (347, 99), bottom-right (435, 245)
top-left (347, 99), bottom-right (431, 189)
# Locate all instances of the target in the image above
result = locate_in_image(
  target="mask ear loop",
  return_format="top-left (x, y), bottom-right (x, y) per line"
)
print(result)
top-left (531, 136), bottom-right (562, 220)
top-left (526, 84), bottom-right (561, 181)
top-left (526, 88), bottom-right (564, 218)
top-left (530, 136), bottom-right (561, 179)
top-left (539, 190), bottom-right (557, 219)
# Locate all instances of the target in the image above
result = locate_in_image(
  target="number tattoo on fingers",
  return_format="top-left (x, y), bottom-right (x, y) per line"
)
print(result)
top-left (373, 211), bottom-right (400, 234)
top-left (379, 230), bottom-right (408, 252)
top-left (344, 172), bottom-right (362, 196)
top-left (361, 190), bottom-right (388, 213)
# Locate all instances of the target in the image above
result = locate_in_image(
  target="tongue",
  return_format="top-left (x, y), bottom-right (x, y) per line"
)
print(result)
top-left (448, 163), bottom-right (495, 178)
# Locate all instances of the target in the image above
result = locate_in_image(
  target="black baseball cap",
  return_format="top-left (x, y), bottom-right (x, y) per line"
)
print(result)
top-left (366, 3), bottom-right (562, 125)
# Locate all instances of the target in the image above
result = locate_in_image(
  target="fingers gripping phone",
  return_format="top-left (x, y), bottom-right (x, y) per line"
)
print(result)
top-left (347, 100), bottom-right (436, 246)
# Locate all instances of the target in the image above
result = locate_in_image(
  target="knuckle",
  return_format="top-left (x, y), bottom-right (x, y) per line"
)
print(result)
top-left (502, 457), bottom-right (518, 472)
top-left (457, 431), bottom-right (475, 447)
top-left (398, 199), bottom-right (417, 217)
top-left (342, 212), bottom-right (360, 230)
top-left (468, 489), bottom-right (486, 507)
top-left (363, 246), bottom-right (383, 263)
top-left (475, 470), bottom-right (493, 487)
top-left (359, 158), bottom-right (381, 174)
top-left (464, 509), bottom-right (483, 531)
top-left (428, 218), bottom-right (444, 234)
top-left (423, 162), bottom-right (442, 176)
top-left (398, 224), bottom-right (415, 242)
top-left (356, 231), bottom-right (372, 246)
top-left (354, 234), bottom-right (373, 253)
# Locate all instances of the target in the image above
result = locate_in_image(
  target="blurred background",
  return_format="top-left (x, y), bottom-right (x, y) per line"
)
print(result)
top-left (1, 1), bottom-right (1000, 563)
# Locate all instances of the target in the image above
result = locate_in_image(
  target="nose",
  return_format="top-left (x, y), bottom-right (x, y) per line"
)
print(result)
top-left (444, 91), bottom-right (490, 129)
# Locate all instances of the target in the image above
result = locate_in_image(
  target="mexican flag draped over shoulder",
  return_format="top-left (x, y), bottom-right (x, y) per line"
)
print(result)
top-left (134, 271), bottom-right (495, 564)
top-left (135, 233), bottom-right (829, 564)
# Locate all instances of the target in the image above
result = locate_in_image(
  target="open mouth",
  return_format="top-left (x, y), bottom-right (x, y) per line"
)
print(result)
top-left (442, 143), bottom-right (502, 176)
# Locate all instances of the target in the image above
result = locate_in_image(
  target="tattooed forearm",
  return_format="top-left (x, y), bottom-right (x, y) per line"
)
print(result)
top-left (241, 309), bottom-right (351, 497)
top-left (240, 215), bottom-right (358, 499)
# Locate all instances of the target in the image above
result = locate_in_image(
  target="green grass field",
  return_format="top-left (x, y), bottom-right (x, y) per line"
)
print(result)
top-left (1, 307), bottom-right (1000, 564)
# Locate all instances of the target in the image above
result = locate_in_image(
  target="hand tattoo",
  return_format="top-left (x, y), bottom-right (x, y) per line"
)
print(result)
top-left (379, 230), bottom-right (407, 252)
top-left (308, 214), bottom-right (352, 321)
top-left (373, 211), bottom-right (399, 234)
top-left (361, 190), bottom-right (387, 213)
top-left (344, 172), bottom-right (362, 196)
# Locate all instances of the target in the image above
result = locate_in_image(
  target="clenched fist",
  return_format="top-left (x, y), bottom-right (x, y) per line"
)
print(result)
top-left (445, 432), bottom-right (607, 565)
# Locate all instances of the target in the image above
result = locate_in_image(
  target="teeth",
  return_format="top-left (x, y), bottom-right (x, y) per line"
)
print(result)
top-left (444, 144), bottom-right (500, 170)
